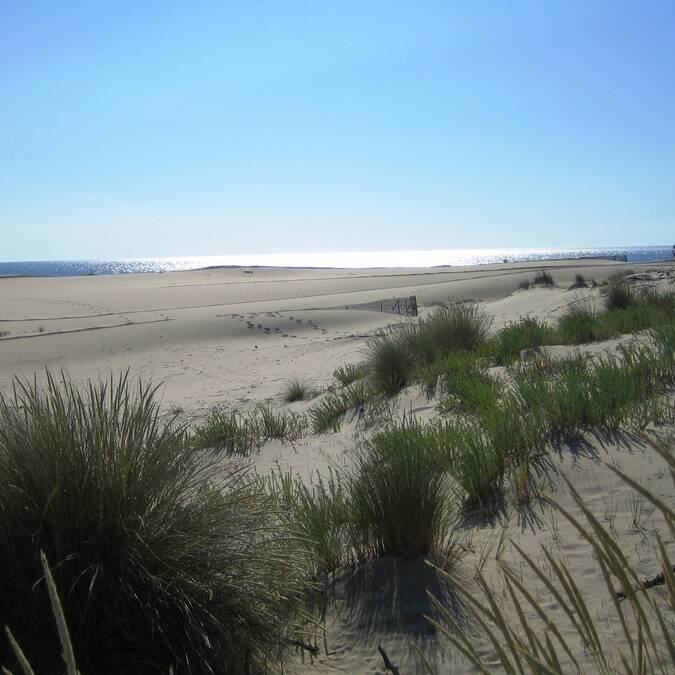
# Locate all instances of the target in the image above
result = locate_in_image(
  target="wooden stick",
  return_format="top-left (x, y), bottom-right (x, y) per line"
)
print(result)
top-left (378, 645), bottom-right (400, 675)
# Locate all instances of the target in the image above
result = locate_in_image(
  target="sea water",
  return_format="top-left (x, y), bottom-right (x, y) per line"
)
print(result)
top-left (0, 246), bottom-right (672, 277)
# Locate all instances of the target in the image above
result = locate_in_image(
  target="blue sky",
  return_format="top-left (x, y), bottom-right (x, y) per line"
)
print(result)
top-left (1, 1), bottom-right (674, 260)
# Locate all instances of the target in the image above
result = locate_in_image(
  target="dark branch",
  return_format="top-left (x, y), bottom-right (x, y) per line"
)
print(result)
top-left (378, 645), bottom-right (401, 675)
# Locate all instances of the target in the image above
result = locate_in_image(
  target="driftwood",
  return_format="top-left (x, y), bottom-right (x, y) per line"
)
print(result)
top-left (378, 645), bottom-right (401, 674)
top-left (616, 565), bottom-right (675, 602)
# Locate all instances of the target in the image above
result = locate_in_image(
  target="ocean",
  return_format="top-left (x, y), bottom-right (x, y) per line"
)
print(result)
top-left (0, 246), bottom-right (672, 277)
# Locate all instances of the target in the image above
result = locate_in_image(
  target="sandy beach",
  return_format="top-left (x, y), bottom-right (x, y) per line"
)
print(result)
top-left (0, 258), bottom-right (662, 412)
top-left (1, 258), bottom-right (674, 674)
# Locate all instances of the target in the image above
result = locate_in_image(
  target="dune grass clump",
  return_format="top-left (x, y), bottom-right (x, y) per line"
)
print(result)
top-left (283, 378), bottom-right (315, 402)
top-left (513, 343), bottom-right (673, 438)
top-left (490, 317), bottom-right (556, 365)
top-left (366, 304), bottom-right (491, 396)
top-left (308, 380), bottom-right (375, 434)
top-left (418, 350), bottom-right (488, 397)
top-left (333, 362), bottom-right (367, 388)
top-left (427, 436), bottom-right (675, 675)
top-left (192, 408), bottom-right (259, 454)
top-left (438, 419), bottom-right (505, 512)
top-left (348, 419), bottom-right (459, 562)
top-left (604, 274), bottom-right (633, 309)
top-left (413, 303), bottom-right (491, 363)
top-left (533, 270), bottom-right (554, 286)
top-left (436, 367), bottom-right (501, 416)
top-left (478, 393), bottom-right (547, 462)
top-left (251, 401), bottom-right (307, 440)
top-left (557, 301), bottom-right (604, 344)
top-left (5, 551), bottom-right (81, 675)
top-left (0, 373), bottom-right (310, 674)
top-left (366, 327), bottom-right (413, 396)
top-left (308, 394), bottom-right (347, 434)
top-left (265, 469), bottom-right (352, 576)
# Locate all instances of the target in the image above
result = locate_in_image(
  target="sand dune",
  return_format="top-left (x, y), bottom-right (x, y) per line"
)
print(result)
top-left (1, 258), bottom-right (674, 674)
top-left (0, 258), bottom-right (656, 411)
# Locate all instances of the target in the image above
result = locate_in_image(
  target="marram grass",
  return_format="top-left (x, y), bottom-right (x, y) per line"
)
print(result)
top-left (0, 372), bottom-right (310, 674)
top-left (423, 435), bottom-right (675, 675)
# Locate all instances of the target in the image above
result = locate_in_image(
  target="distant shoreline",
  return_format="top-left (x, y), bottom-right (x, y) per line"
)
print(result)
top-left (0, 246), bottom-right (672, 279)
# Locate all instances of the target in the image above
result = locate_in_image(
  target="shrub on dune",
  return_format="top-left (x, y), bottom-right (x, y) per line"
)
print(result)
top-left (0, 373), bottom-right (309, 674)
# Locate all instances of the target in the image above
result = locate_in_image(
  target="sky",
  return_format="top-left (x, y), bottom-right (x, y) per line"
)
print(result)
top-left (1, 1), bottom-right (674, 261)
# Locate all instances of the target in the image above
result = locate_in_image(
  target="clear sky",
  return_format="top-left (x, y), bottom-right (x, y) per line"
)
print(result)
top-left (2, 1), bottom-right (674, 260)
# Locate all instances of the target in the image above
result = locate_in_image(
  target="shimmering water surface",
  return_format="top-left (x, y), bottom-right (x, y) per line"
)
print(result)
top-left (1, 246), bottom-right (672, 277)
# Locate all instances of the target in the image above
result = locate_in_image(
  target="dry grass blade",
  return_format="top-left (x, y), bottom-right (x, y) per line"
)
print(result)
top-left (3, 628), bottom-right (37, 675)
top-left (425, 435), bottom-right (674, 674)
top-left (39, 552), bottom-right (79, 675)
top-left (499, 555), bottom-right (581, 672)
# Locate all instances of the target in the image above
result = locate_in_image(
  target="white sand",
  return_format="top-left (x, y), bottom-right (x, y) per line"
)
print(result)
top-left (1, 258), bottom-right (674, 673)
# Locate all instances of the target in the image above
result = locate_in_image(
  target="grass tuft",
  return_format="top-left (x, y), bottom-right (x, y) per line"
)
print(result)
top-left (604, 275), bottom-right (633, 309)
top-left (333, 363), bottom-right (368, 387)
top-left (366, 327), bottom-right (412, 396)
top-left (192, 408), bottom-right (259, 454)
top-left (283, 379), bottom-right (315, 402)
top-left (533, 270), bottom-right (555, 286)
top-left (366, 303), bottom-right (491, 396)
top-left (427, 435), bottom-right (675, 674)
top-left (490, 317), bottom-right (556, 365)
top-left (0, 372), bottom-right (310, 673)
top-left (308, 380), bottom-right (375, 434)
top-left (348, 419), bottom-right (459, 562)
top-left (251, 401), bottom-right (307, 440)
